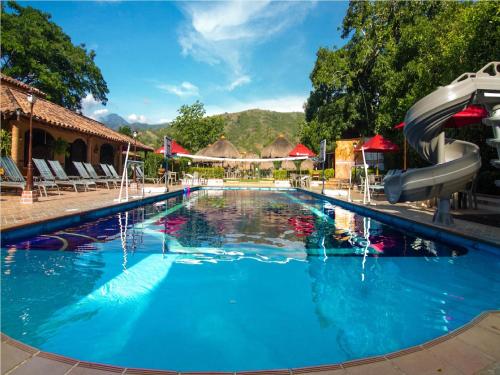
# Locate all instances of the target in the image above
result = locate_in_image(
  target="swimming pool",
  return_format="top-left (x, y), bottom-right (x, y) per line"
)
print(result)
top-left (1, 189), bottom-right (499, 371)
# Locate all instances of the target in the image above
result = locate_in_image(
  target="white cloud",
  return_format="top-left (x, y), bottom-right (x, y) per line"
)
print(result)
top-left (177, 1), bottom-right (314, 76)
top-left (128, 114), bottom-right (147, 123)
top-left (157, 81), bottom-right (200, 97)
top-left (81, 94), bottom-right (109, 119)
top-left (93, 108), bottom-right (109, 117)
top-left (226, 75), bottom-right (251, 91)
top-left (206, 95), bottom-right (306, 115)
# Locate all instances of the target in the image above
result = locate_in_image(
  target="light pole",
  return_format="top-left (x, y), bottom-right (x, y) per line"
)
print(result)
top-left (23, 93), bottom-right (38, 203)
top-left (132, 130), bottom-right (138, 184)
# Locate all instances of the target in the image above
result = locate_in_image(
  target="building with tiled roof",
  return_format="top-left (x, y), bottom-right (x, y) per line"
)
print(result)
top-left (1, 74), bottom-right (153, 175)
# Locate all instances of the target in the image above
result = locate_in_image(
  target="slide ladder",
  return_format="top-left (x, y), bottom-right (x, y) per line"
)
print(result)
top-left (485, 105), bottom-right (500, 186)
top-left (384, 62), bottom-right (500, 225)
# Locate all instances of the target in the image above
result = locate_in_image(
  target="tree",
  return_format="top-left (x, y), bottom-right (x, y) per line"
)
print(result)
top-left (117, 125), bottom-right (132, 137)
top-left (1, 1), bottom-right (109, 111)
top-left (301, 0), bottom-right (500, 168)
top-left (170, 101), bottom-right (224, 152)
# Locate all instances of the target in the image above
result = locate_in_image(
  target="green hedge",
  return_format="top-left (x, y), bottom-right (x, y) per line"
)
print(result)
top-left (273, 170), bottom-right (288, 180)
top-left (188, 167), bottom-right (224, 179)
top-left (144, 153), bottom-right (164, 178)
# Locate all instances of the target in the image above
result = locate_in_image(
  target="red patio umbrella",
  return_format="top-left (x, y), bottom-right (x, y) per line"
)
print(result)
top-left (444, 105), bottom-right (488, 128)
top-left (355, 134), bottom-right (399, 175)
top-left (289, 144), bottom-right (316, 157)
top-left (289, 144), bottom-right (316, 175)
top-left (395, 105), bottom-right (487, 131)
top-left (155, 140), bottom-right (189, 155)
top-left (355, 134), bottom-right (399, 153)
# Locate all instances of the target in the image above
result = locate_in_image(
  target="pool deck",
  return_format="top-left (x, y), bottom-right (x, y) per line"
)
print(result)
top-left (0, 184), bottom-right (185, 231)
top-left (1, 183), bottom-right (499, 374)
top-left (1, 311), bottom-right (499, 375)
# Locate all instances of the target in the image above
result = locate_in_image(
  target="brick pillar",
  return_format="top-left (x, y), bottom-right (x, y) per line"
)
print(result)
top-left (86, 137), bottom-right (92, 163)
top-left (10, 122), bottom-right (20, 165)
top-left (118, 144), bottom-right (124, 174)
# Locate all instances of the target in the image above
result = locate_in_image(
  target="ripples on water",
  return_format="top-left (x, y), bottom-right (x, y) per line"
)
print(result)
top-left (1, 190), bottom-right (498, 371)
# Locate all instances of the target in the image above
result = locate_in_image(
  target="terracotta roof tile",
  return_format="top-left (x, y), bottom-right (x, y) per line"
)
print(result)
top-left (1, 76), bottom-right (153, 151)
top-left (0, 73), bottom-right (46, 97)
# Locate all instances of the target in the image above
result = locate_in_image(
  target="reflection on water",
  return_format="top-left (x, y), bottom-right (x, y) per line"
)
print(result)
top-left (2, 190), bottom-right (467, 258)
top-left (1, 189), bottom-right (493, 372)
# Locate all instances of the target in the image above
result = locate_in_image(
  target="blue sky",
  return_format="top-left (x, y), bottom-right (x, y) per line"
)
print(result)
top-left (27, 1), bottom-right (348, 124)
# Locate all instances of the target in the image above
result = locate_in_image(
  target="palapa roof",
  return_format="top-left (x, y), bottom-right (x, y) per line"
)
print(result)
top-left (261, 134), bottom-right (294, 158)
top-left (240, 151), bottom-right (259, 170)
top-left (203, 135), bottom-right (241, 159)
top-left (0, 74), bottom-right (153, 151)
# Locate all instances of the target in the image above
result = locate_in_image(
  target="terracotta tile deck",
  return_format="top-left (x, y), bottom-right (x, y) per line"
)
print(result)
top-left (1, 312), bottom-right (498, 375)
top-left (0, 184), bottom-right (185, 231)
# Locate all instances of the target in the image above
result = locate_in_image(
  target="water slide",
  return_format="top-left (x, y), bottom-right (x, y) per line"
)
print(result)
top-left (384, 62), bottom-right (500, 224)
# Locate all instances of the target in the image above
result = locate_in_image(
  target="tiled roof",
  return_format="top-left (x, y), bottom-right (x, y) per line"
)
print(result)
top-left (0, 73), bottom-right (46, 97)
top-left (0, 75), bottom-right (153, 151)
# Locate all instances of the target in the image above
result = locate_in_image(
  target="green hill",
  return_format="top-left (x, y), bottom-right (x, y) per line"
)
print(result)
top-left (134, 109), bottom-right (304, 154)
top-left (220, 109), bottom-right (304, 154)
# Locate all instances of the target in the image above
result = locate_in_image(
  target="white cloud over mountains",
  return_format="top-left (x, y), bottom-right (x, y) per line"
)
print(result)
top-left (177, 1), bottom-right (314, 89)
top-left (206, 95), bottom-right (306, 115)
top-left (128, 114), bottom-right (148, 123)
top-left (81, 94), bottom-right (108, 120)
top-left (157, 81), bottom-right (199, 97)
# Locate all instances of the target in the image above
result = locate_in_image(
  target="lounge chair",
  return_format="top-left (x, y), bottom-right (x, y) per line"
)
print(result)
top-left (34, 159), bottom-right (91, 192)
top-left (100, 163), bottom-right (121, 185)
top-left (0, 156), bottom-right (59, 196)
top-left (107, 164), bottom-right (121, 179)
top-left (83, 162), bottom-right (116, 189)
top-left (135, 165), bottom-right (159, 184)
top-left (70, 161), bottom-right (108, 189)
top-left (300, 175), bottom-right (311, 188)
top-left (368, 174), bottom-right (384, 196)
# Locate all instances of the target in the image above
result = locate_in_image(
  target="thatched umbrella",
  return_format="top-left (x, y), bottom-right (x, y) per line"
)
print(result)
top-left (261, 134), bottom-right (294, 158)
top-left (240, 152), bottom-right (259, 170)
top-left (204, 136), bottom-right (240, 158)
top-left (261, 134), bottom-right (294, 170)
top-left (301, 158), bottom-right (314, 170)
top-left (282, 160), bottom-right (297, 170)
top-left (195, 144), bottom-right (210, 167)
top-left (204, 135), bottom-right (240, 168)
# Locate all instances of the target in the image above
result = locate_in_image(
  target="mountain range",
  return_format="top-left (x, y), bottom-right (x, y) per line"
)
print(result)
top-left (100, 109), bottom-right (305, 154)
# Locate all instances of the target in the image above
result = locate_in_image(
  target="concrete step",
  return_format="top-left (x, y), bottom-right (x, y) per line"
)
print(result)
top-left (476, 194), bottom-right (500, 209)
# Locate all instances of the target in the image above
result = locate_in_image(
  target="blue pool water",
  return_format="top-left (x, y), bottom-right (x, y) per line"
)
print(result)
top-left (1, 189), bottom-right (499, 371)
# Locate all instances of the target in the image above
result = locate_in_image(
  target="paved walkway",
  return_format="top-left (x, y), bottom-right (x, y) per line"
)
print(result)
top-left (1, 312), bottom-right (499, 375)
top-left (0, 185), bottom-right (184, 231)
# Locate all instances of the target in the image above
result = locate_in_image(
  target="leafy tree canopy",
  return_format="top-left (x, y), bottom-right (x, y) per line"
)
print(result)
top-left (301, 0), bottom-right (500, 154)
top-left (1, 1), bottom-right (109, 111)
top-left (169, 101), bottom-right (224, 152)
top-left (117, 125), bottom-right (132, 137)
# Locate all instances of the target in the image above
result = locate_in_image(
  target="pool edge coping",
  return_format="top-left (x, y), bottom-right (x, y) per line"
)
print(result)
top-left (2, 310), bottom-right (498, 374)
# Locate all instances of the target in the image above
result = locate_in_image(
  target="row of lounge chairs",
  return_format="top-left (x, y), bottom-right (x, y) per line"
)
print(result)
top-left (0, 156), bottom-right (124, 195)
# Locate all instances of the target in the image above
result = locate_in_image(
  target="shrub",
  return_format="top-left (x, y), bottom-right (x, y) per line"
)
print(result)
top-left (0, 129), bottom-right (12, 156)
top-left (144, 153), bottom-right (164, 177)
top-left (188, 167), bottom-right (224, 179)
top-left (273, 169), bottom-right (288, 180)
